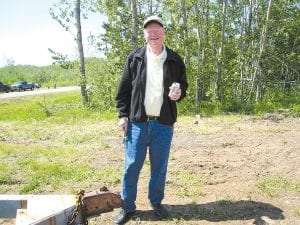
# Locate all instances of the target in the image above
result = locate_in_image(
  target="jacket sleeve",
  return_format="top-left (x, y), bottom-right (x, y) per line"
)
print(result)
top-left (177, 55), bottom-right (188, 102)
top-left (115, 54), bottom-right (133, 118)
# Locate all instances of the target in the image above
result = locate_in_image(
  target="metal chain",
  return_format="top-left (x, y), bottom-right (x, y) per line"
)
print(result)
top-left (67, 189), bottom-right (88, 225)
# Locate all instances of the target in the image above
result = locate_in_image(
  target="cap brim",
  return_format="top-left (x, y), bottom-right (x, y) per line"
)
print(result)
top-left (143, 17), bottom-right (164, 28)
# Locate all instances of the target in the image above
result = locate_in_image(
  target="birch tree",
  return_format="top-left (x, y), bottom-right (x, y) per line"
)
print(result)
top-left (50, 0), bottom-right (88, 104)
top-left (75, 0), bottom-right (88, 104)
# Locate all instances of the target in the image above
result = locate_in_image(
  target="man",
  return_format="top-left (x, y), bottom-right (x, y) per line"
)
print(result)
top-left (114, 15), bottom-right (188, 224)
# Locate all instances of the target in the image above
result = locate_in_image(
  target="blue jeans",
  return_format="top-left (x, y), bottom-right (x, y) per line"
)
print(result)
top-left (121, 120), bottom-right (174, 212)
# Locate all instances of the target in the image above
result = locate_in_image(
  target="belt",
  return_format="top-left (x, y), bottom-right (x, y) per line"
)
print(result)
top-left (146, 116), bottom-right (159, 121)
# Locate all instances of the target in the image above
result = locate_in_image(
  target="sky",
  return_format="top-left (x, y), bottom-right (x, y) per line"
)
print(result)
top-left (0, 0), bottom-right (104, 67)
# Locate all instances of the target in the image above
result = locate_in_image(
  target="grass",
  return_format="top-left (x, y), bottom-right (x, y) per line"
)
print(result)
top-left (0, 93), bottom-right (123, 194)
top-left (170, 170), bottom-right (203, 198)
top-left (0, 140), bottom-right (122, 193)
top-left (0, 91), bottom-right (299, 224)
top-left (0, 163), bottom-right (11, 184)
top-left (0, 91), bottom-right (115, 123)
top-left (0, 142), bottom-right (96, 193)
top-left (258, 175), bottom-right (300, 197)
top-left (0, 92), bottom-right (123, 193)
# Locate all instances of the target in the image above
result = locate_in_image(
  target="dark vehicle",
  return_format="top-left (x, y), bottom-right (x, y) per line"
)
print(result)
top-left (34, 83), bottom-right (41, 88)
top-left (0, 81), bottom-right (10, 93)
top-left (10, 81), bottom-right (35, 91)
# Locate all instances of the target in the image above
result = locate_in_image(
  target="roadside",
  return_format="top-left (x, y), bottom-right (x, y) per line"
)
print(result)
top-left (0, 86), bottom-right (80, 100)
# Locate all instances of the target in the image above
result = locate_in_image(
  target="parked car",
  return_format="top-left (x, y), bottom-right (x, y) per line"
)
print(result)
top-left (0, 81), bottom-right (11, 93)
top-left (34, 83), bottom-right (41, 88)
top-left (10, 81), bottom-right (35, 91)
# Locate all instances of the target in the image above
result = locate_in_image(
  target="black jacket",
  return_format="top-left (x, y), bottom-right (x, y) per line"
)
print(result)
top-left (115, 46), bottom-right (188, 126)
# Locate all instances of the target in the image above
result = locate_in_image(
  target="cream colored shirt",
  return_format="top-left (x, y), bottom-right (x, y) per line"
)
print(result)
top-left (144, 45), bottom-right (167, 116)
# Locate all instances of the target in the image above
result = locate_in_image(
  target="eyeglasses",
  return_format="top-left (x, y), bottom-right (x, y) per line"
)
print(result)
top-left (144, 30), bottom-right (163, 35)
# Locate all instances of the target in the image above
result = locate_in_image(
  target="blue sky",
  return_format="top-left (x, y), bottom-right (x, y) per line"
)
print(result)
top-left (0, 0), bottom-right (103, 67)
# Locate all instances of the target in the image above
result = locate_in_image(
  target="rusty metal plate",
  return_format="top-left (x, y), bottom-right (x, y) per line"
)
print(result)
top-left (83, 187), bottom-right (124, 217)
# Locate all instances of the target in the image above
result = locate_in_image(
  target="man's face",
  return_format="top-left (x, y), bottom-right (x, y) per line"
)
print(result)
top-left (144, 23), bottom-right (165, 48)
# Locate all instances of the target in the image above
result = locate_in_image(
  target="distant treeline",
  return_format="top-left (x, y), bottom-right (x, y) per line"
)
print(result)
top-left (0, 63), bottom-right (79, 88)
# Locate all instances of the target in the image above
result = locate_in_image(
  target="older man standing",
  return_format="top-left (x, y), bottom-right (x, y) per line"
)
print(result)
top-left (114, 15), bottom-right (188, 224)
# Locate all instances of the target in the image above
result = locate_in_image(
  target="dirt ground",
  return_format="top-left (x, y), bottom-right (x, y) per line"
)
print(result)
top-left (92, 115), bottom-right (300, 225)
top-left (1, 115), bottom-right (300, 225)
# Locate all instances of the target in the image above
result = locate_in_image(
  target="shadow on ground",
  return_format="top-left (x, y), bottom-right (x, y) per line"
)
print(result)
top-left (133, 200), bottom-right (284, 225)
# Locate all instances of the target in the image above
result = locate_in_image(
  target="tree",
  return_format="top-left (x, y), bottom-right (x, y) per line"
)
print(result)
top-left (87, 0), bottom-right (299, 113)
top-left (50, 0), bottom-right (88, 104)
top-left (75, 0), bottom-right (88, 104)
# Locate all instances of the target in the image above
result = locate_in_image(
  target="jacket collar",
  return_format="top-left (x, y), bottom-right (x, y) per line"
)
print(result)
top-left (134, 45), bottom-right (178, 62)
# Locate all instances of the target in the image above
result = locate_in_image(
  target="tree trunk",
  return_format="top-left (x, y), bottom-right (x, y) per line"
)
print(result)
top-left (255, 0), bottom-right (272, 102)
top-left (148, 0), bottom-right (153, 15)
top-left (131, 0), bottom-right (138, 50)
top-left (238, 0), bottom-right (246, 103)
top-left (214, 0), bottom-right (227, 100)
top-left (181, 0), bottom-right (190, 66)
top-left (248, 0), bottom-right (272, 102)
top-left (75, 0), bottom-right (88, 104)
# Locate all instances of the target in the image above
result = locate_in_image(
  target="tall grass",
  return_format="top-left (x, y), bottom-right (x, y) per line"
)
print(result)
top-left (0, 92), bottom-right (116, 122)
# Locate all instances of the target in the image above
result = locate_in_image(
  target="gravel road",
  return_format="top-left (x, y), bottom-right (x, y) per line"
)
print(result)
top-left (0, 86), bottom-right (80, 100)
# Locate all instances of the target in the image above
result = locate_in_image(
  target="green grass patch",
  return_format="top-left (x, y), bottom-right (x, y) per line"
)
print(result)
top-left (96, 167), bottom-right (122, 186)
top-left (191, 125), bottom-right (221, 135)
top-left (0, 141), bottom-right (122, 193)
top-left (258, 175), bottom-right (300, 197)
top-left (0, 163), bottom-right (11, 184)
top-left (0, 92), bottom-right (117, 123)
top-left (19, 160), bottom-right (95, 194)
top-left (171, 170), bottom-right (203, 197)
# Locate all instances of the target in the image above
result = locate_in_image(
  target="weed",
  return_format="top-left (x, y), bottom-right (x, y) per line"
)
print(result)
top-left (37, 95), bottom-right (52, 117)
top-left (0, 163), bottom-right (11, 184)
top-left (258, 175), bottom-right (300, 197)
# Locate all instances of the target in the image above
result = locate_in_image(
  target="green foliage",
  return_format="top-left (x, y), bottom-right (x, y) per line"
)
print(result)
top-left (89, 0), bottom-right (299, 115)
top-left (85, 57), bottom-right (121, 112)
top-left (0, 63), bottom-right (79, 88)
top-left (1, 0), bottom-right (299, 116)
top-left (199, 100), bottom-right (223, 116)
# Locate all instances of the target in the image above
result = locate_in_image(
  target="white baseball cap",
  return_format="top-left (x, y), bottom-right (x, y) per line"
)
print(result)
top-left (143, 16), bottom-right (164, 28)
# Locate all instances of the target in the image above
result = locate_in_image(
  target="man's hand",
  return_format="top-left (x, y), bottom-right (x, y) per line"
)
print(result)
top-left (169, 89), bottom-right (181, 101)
top-left (117, 117), bottom-right (128, 132)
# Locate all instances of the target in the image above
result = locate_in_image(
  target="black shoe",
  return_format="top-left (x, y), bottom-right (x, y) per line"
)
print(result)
top-left (151, 203), bottom-right (169, 219)
top-left (113, 209), bottom-right (135, 224)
